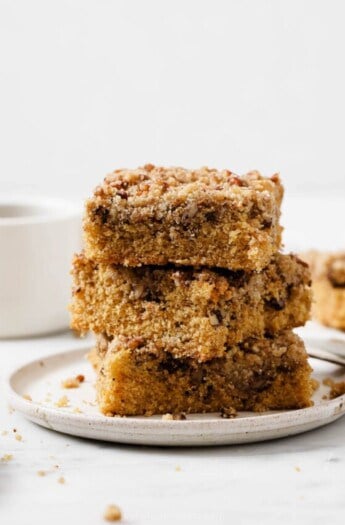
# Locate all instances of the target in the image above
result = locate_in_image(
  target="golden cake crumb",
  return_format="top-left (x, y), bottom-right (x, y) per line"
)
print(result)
top-left (220, 407), bottom-right (238, 419)
top-left (175, 466), bottom-right (181, 472)
top-left (23, 394), bottom-right (32, 401)
top-left (61, 374), bottom-right (84, 389)
top-left (58, 476), bottom-right (65, 484)
top-left (55, 396), bottom-right (70, 408)
top-left (295, 466), bottom-right (301, 472)
top-left (323, 378), bottom-right (345, 399)
top-left (1, 454), bottom-right (13, 462)
top-left (162, 413), bottom-right (187, 420)
top-left (104, 504), bottom-right (122, 522)
top-left (37, 470), bottom-right (46, 476)
top-left (15, 434), bottom-right (22, 442)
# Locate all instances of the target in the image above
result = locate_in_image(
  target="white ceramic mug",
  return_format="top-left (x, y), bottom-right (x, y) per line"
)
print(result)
top-left (0, 196), bottom-right (82, 338)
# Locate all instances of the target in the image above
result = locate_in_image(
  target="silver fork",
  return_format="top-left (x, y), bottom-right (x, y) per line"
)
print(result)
top-left (305, 338), bottom-right (345, 366)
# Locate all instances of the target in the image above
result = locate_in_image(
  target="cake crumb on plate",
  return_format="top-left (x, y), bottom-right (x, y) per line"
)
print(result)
top-left (55, 396), bottom-right (69, 408)
top-left (61, 374), bottom-right (84, 389)
top-left (323, 378), bottom-right (345, 399)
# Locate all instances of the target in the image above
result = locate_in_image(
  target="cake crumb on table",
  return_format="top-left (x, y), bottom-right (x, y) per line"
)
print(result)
top-left (103, 504), bottom-right (122, 522)
top-left (1, 454), bottom-right (13, 462)
top-left (55, 396), bottom-right (70, 408)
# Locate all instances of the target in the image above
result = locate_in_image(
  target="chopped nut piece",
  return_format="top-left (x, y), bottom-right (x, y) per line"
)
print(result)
top-left (104, 504), bottom-right (122, 522)
top-left (55, 396), bottom-right (69, 408)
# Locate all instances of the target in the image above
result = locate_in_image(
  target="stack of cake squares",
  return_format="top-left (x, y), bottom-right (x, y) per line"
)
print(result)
top-left (70, 165), bottom-right (314, 416)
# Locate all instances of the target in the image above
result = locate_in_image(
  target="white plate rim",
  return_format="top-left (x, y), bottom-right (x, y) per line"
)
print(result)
top-left (5, 346), bottom-right (345, 446)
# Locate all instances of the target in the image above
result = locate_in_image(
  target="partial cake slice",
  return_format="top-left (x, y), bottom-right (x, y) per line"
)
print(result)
top-left (301, 250), bottom-right (345, 330)
top-left (70, 252), bottom-right (311, 362)
top-left (83, 165), bottom-right (283, 271)
top-left (90, 331), bottom-right (313, 416)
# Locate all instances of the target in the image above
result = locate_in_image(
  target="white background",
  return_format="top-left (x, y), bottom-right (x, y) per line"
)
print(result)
top-left (1, 0), bottom-right (345, 196)
top-left (1, 0), bottom-right (344, 250)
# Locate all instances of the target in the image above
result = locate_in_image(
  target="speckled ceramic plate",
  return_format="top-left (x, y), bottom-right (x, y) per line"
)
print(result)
top-left (6, 340), bottom-right (345, 446)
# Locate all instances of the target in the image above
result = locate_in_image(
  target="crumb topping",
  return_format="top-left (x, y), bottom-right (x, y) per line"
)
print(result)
top-left (22, 394), bottom-right (32, 401)
top-left (93, 165), bottom-right (282, 206)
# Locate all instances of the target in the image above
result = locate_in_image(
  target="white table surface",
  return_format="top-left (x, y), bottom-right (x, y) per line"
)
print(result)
top-left (1, 322), bottom-right (345, 525)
